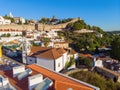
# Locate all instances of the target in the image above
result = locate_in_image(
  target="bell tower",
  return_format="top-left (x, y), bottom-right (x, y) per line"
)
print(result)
top-left (22, 31), bottom-right (27, 64)
top-left (22, 31), bottom-right (31, 64)
top-left (9, 12), bottom-right (13, 18)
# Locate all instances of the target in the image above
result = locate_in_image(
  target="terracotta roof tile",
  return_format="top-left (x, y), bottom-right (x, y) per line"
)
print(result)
top-left (80, 54), bottom-right (92, 58)
top-left (27, 64), bottom-right (94, 90)
top-left (54, 42), bottom-right (68, 44)
top-left (29, 46), bottom-right (50, 55)
top-left (0, 64), bottom-right (95, 90)
top-left (35, 49), bottom-right (62, 60)
top-left (29, 46), bottom-right (67, 60)
top-left (69, 49), bottom-right (76, 55)
top-left (57, 48), bottom-right (67, 54)
top-left (55, 81), bottom-right (92, 90)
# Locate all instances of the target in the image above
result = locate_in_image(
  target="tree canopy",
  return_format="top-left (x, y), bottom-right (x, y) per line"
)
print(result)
top-left (66, 20), bottom-right (89, 30)
top-left (66, 19), bottom-right (105, 34)
top-left (3, 15), bottom-right (15, 23)
top-left (39, 17), bottom-right (50, 24)
top-left (69, 71), bottom-right (120, 90)
top-left (57, 30), bottom-right (115, 52)
top-left (111, 37), bottom-right (120, 61)
top-left (78, 57), bottom-right (93, 67)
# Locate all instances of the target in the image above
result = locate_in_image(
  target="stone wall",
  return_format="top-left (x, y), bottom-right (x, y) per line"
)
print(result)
top-left (0, 24), bottom-right (35, 30)
top-left (36, 18), bottom-right (80, 31)
top-left (0, 18), bottom-right (79, 31)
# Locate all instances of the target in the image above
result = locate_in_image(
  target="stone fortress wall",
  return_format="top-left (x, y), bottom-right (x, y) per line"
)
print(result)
top-left (36, 18), bottom-right (80, 31)
top-left (0, 18), bottom-right (79, 31)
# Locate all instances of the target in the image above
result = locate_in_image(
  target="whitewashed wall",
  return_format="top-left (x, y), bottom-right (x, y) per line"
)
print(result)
top-left (74, 53), bottom-right (79, 60)
top-left (37, 58), bottom-right (54, 71)
top-left (94, 58), bottom-right (103, 67)
top-left (55, 57), bottom-right (64, 72)
top-left (62, 52), bottom-right (68, 66)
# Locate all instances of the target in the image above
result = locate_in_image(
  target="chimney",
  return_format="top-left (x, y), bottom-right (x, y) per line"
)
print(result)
top-left (2, 78), bottom-right (9, 86)
top-left (28, 74), bottom-right (43, 90)
top-left (12, 65), bottom-right (25, 77)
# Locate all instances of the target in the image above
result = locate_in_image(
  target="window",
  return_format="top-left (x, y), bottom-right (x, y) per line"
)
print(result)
top-left (29, 59), bottom-right (32, 61)
top-left (58, 63), bottom-right (60, 67)
top-left (35, 60), bottom-right (37, 63)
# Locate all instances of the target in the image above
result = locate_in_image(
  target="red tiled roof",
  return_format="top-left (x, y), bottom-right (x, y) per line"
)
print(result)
top-left (29, 46), bottom-right (50, 55)
top-left (28, 64), bottom-right (94, 90)
top-left (80, 54), bottom-right (92, 58)
top-left (57, 48), bottom-right (67, 54)
top-left (29, 46), bottom-right (67, 60)
top-left (0, 64), bottom-right (94, 90)
top-left (0, 29), bottom-right (21, 32)
top-left (35, 48), bottom-right (62, 60)
top-left (68, 49), bottom-right (77, 55)
top-left (54, 42), bottom-right (68, 44)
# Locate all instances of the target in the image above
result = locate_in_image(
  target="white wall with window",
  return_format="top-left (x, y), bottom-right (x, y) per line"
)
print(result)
top-left (0, 16), bottom-right (11, 25)
top-left (55, 57), bottom-right (64, 72)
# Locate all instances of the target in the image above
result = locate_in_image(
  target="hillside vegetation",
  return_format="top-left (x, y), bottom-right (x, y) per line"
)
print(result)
top-left (69, 71), bottom-right (120, 90)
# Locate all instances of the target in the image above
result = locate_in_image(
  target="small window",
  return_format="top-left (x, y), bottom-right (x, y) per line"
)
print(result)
top-left (58, 63), bottom-right (60, 67)
top-left (35, 60), bottom-right (37, 63)
top-left (29, 59), bottom-right (32, 61)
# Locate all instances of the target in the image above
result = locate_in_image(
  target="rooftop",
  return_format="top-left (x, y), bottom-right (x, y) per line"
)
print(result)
top-left (29, 46), bottom-right (67, 60)
top-left (0, 64), bottom-right (99, 90)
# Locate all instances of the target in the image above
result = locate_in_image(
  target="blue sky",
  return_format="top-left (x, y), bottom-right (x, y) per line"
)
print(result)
top-left (0, 0), bottom-right (120, 31)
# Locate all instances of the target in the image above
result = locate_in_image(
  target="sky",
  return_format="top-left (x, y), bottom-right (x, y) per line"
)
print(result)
top-left (0, 0), bottom-right (120, 31)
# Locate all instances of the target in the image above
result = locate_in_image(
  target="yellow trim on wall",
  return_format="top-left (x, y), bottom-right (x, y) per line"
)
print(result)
top-left (0, 46), bottom-right (2, 58)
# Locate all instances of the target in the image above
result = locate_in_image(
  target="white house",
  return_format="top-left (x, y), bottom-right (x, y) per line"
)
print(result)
top-left (27, 46), bottom-right (68, 72)
top-left (0, 16), bottom-right (11, 25)
top-left (96, 33), bottom-right (103, 38)
top-left (14, 17), bottom-right (25, 24)
top-left (0, 16), bottom-right (4, 24)
top-left (93, 58), bottom-right (103, 67)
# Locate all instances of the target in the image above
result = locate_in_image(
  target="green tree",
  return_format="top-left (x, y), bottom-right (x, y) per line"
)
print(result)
top-left (15, 34), bottom-right (19, 37)
top-left (79, 57), bottom-right (93, 67)
top-left (39, 17), bottom-right (50, 24)
top-left (111, 37), bottom-right (120, 61)
top-left (92, 26), bottom-right (105, 34)
top-left (65, 57), bottom-right (75, 68)
top-left (72, 22), bottom-right (84, 30)
top-left (1, 33), bottom-right (10, 37)
top-left (69, 71), bottom-right (120, 90)
top-left (39, 17), bottom-right (50, 30)
top-left (18, 20), bottom-right (22, 25)
top-left (7, 33), bottom-right (11, 37)
top-left (25, 19), bottom-right (29, 25)
top-left (43, 38), bottom-right (50, 47)
top-left (3, 15), bottom-right (15, 23)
